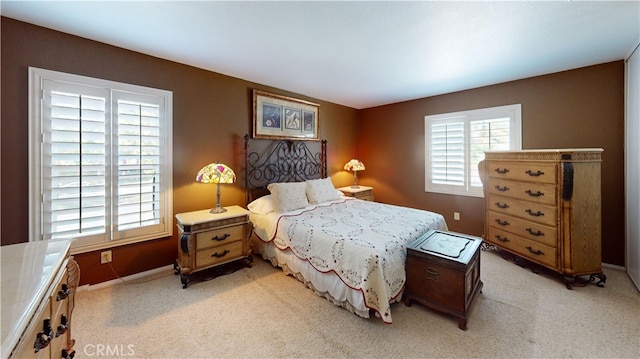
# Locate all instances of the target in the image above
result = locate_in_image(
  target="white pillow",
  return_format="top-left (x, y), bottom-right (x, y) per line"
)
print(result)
top-left (267, 182), bottom-right (310, 213)
top-left (247, 195), bottom-right (275, 215)
top-left (306, 178), bottom-right (341, 204)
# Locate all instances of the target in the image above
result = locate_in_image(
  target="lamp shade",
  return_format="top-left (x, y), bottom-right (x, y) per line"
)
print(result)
top-left (344, 159), bottom-right (365, 172)
top-left (196, 163), bottom-right (236, 184)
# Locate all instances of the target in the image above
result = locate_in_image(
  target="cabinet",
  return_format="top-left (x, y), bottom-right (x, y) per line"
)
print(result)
top-left (479, 149), bottom-right (605, 288)
top-left (404, 230), bottom-right (483, 330)
top-left (174, 206), bottom-right (252, 288)
top-left (338, 185), bottom-right (374, 201)
top-left (1, 239), bottom-right (79, 359)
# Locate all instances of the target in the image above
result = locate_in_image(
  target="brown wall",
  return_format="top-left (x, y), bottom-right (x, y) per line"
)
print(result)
top-left (358, 61), bottom-right (625, 266)
top-left (1, 18), bottom-right (359, 285)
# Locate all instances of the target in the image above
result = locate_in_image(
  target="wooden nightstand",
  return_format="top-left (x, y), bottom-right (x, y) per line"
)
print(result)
top-left (174, 205), bottom-right (252, 288)
top-left (338, 185), bottom-right (374, 201)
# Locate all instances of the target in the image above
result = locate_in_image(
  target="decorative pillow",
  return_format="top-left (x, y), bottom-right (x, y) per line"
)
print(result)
top-left (247, 195), bottom-right (275, 215)
top-left (306, 177), bottom-right (341, 204)
top-left (267, 182), bottom-right (310, 213)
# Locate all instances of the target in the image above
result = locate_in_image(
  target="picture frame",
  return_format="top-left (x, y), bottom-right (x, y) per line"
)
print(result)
top-left (253, 89), bottom-right (320, 140)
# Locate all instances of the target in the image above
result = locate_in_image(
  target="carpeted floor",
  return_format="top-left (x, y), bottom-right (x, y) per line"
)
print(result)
top-left (71, 250), bottom-right (639, 358)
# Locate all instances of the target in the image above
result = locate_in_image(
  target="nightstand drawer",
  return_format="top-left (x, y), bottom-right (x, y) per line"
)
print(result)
top-left (195, 225), bottom-right (244, 249)
top-left (196, 241), bottom-right (244, 268)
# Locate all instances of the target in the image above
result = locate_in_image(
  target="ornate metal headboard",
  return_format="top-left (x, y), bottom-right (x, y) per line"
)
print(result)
top-left (244, 134), bottom-right (327, 204)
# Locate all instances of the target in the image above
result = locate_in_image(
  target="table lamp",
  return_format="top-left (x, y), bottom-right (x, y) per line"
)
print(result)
top-left (344, 159), bottom-right (365, 188)
top-left (196, 163), bottom-right (236, 213)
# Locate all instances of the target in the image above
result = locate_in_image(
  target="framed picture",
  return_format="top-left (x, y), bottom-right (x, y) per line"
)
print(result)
top-left (253, 89), bottom-right (319, 140)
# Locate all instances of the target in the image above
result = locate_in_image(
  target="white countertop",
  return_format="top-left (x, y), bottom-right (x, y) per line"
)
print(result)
top-left (1, 239), bottom-right (71, 358)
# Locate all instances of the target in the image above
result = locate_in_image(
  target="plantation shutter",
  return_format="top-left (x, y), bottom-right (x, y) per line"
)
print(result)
top-left (112, 92), bottom-right (165, 239)
top-left (430, 120), bottom-right (465, 186)
top-left (41, 80), bottom-right (109, 242)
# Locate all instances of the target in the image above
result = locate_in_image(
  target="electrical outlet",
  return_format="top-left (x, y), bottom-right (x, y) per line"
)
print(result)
top-left (101, 250), bottom-right (112, 264)
top-left (454, 212), bottom-right (461, 221)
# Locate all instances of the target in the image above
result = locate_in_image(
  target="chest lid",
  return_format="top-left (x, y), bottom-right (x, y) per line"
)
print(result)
top-left (409, 230), bottom-right (482, 264)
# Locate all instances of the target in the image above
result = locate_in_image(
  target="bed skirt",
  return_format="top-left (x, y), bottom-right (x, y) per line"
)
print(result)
top-left (251, 235), bottom-right (401, 320)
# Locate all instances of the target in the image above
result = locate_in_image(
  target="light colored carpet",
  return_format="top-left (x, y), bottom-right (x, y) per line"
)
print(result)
top-left (72, 250), bottom-right (639, 359)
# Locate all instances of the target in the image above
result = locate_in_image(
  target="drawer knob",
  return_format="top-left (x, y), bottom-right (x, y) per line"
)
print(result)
top-left (56, 283), bottom-right (70, 301)
top-left (525, 190), bottom-right (544, 197)
top-left (525, 209), bottom-right (544, 217)
top-left (525, 228), bottom-right (544, 236)
top-left (526, 246), bottom-right (544, 255)
top-left (495, 219), bottom-right (510, 226)
top-left (525, 170), bottom-right (545, 177)
top-left (494, 185), bottom-right (510, 192)
top-left (494, 168), bottom-right (510, 174)
top-left (211, 233), bottom-right (230, 241)
top-left (34, 318), bottom-right (53, 352)
top-left (211, 249), bottom-right (230, 258)
top-left (494, 202), bottom-right (509, 209)
top-left (494, 235), bottom-right (510, 243)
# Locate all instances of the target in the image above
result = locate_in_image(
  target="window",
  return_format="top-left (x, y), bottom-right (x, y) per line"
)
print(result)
top-left (29, 68), bottom-right (173, 252)
top-left (425, 104), bottom-right (521, 197)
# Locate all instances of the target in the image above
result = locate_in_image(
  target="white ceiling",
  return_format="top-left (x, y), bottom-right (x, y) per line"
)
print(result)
top-left (2, 1), bottom-right (639, 109)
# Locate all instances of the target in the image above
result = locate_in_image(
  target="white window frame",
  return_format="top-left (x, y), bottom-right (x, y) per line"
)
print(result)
top-left (425, 104), bottom-right (522, 197)
top-left (29, 67), bottom-right (173, 253)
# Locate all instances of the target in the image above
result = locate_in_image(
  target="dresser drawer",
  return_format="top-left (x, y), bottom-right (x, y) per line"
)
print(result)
top-left (487, 226), bottom-right (557, 269)
top-left (486, 179), bottom-right (557, 205)
top-left (487, 211), bottom-right (557, 247)
top-left (195, 225), bottom-right (244, 250)
top-left (486, 161), bottom-right (557, 184)
top-left (195, 240), bottom-right (244, 268)
top-left (487, 194), bottom-right (557, 227)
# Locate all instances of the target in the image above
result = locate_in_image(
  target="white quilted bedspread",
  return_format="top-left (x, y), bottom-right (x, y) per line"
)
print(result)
top-left (256, 198), bottom-right (447, 323)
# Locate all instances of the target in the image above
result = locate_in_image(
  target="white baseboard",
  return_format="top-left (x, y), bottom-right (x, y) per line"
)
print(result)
top-left (77, 264), bottom-right (174, 292)
top-left (602, 262), bottom-right (626, 271)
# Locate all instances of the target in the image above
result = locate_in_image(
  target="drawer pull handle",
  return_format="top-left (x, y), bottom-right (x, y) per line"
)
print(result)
top-left (494, 185), bottom-right (510, 192)
top-left (494, 202), bottom-right (509, 209)
top-left (56, 314), bottom-right (69, 337)
top-left (526, 228), bottom-right (544, 236)
top-left (425, 267), bottom-right (439, 282)
top-left (526, 209), bottom-right (544, 217)
top-left (526, 246), bottom-right (544, 255)
top-left (211, 249), bottom-right (230, 258)
top-left (494, 235), bottom-right (510, 243)
top-left (526, 170), bottom-right (545, 177)
top-left (494, 168), bottom-right (510, 174)
top-left (56, 284), bottom-right (70, 301)
top-left (495, 219), bottom-right (510, 226)
top-left (525, 190), bottom-right (544, 197)
top-left (34, 318), bottom-right (53, 352)
top-left (211, 233), bottom-right (230, 241)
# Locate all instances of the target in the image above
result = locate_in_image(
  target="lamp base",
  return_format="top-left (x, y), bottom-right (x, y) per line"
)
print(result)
top-left (210, 205), bottom-right (227, 214)
top-left (350, 185), bottom-right (360, 189)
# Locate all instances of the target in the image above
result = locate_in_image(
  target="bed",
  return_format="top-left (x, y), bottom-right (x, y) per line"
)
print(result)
top-left (244, 135), bottom-right (448, 323)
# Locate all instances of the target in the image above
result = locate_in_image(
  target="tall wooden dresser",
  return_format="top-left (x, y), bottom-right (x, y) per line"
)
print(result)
top-left (479, 149), bottom-right (605, 288)
top-left (1, 239), bottom-right (79, 358)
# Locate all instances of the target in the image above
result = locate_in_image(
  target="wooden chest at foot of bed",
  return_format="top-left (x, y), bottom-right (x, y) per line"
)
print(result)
top-left (404, 230), bottom-right (483, 330)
